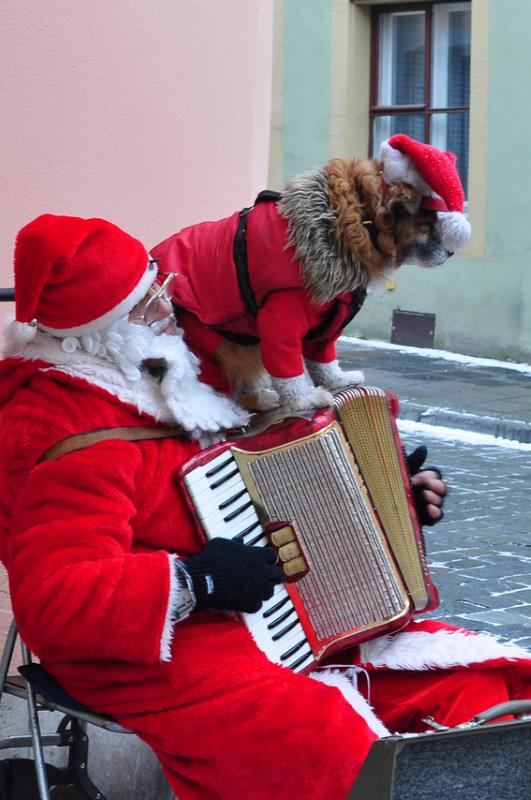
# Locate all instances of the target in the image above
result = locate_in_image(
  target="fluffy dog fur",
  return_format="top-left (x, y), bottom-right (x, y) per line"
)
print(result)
top-left (153, 156), bottom-right (456, 413)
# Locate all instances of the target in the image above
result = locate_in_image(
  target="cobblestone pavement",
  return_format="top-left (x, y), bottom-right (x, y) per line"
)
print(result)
top-left (399, 426), bottom-right (531, 649)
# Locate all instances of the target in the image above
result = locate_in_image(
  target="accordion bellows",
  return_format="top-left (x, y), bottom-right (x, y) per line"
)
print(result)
top-left (180, 387), bottom-right (439, 674)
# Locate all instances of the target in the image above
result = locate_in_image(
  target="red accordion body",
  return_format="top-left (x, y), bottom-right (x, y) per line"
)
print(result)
top-left (179, 387), bottom-right (439, 673)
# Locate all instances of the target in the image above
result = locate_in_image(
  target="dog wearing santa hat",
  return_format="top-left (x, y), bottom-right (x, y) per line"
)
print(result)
top-left (152, 134), bottom-right (471, 412)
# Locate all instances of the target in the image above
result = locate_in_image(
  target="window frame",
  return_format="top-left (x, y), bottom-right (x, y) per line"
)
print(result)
top-left (369, 1), bottom-right (470, 158)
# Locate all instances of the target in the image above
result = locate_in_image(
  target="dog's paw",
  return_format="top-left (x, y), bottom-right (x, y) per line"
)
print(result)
top-left (305, 359), bottom-right (365, 390)
top-left (286, 386), bottom-right (335, 411)
top-left (255, 388), bottom-right (281, 410)
top-left (272, 375), bottom-right (334, 411)
top-left (237, 387), bottom-right (280, 412)
top-left (324, 369), bottom-right (365, 390)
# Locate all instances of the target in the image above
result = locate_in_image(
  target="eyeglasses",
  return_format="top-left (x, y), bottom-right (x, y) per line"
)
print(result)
top-left (131, 270), bottom-right (176, 327)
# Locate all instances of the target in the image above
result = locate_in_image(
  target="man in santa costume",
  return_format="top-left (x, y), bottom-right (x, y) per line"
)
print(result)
top-left (0, 214), bottom-right (529, 800)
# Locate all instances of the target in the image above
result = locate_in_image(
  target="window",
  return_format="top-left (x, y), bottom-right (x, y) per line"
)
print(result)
top-left (370, 2), bottom-right (471, 195)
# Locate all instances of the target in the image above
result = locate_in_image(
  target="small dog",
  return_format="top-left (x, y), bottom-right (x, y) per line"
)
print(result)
top-left (152, 135), bottom-right (470, 412)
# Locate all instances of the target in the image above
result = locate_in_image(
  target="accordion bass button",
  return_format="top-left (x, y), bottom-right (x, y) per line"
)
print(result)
top-left (283, 556), bottom-right (307, 578)
top-left (270, 526), bottom-right (295, 547)
top-left (278, 542), bottom-right (300, 562)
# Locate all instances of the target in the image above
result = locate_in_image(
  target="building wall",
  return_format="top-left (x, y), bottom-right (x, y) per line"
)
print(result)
top-left (270, 0), bottom-right (531, 362)
top-left (0, 0), bottom-right (273, 326)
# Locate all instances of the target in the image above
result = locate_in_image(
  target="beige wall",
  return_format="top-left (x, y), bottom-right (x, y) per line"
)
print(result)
top-left (0, 0), bottom-right (273, 327)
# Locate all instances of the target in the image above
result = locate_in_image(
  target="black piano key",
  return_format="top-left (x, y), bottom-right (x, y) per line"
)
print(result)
top-left (280, 639), bottom-right (307, 661)
top-left (288, 649), bottom-right (314, 671)
top-left (205, 455), bottom-right (234, 478)
top-left (211, 467), bottom-right (239, 490)
top-left (218, 488), bottom-right (247, 510)
top-left (233, 521), bottom-right (261, 542)
top-left (262, 595), bottom-right (290, 618)
top-left (267, 607), bottom-right (296, 630)
top-left (223, 499), bottom-right (253, 522)
top-left (271, 619), bottom-right (299, 641)
top-left (246, 532), bottom-right (266, 546)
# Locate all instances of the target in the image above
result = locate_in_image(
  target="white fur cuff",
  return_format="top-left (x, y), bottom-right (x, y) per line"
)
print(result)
top-left (160, 553), bottom-right (196, 662)
top-left (310, 669), bottom-right (389, 738)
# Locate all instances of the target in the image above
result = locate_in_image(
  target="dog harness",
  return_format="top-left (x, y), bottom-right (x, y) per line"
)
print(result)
top-left (228, 190), bottom-right (367, 347)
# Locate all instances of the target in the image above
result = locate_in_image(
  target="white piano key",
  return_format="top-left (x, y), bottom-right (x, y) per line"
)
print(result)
top-left (250, 622), bottom-right (308, 664)
top-left (187, 472), bottom-right (243, 509)
top-left (278, 638), bottom-right (309, 662)
top-left (287, 650), bottom-right (315, 672)
top-left (184, 456), bottom-right (314, 674)
top-left (183, 451), bottom-right (236, 488)
top-left (200, 505), bottom-right (260, 540)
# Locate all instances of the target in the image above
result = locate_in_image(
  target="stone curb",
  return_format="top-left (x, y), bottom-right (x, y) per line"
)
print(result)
top-left (399, 401), bottom-right (531, 444)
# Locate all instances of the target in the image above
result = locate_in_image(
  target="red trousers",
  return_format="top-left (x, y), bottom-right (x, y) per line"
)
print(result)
top-left (45, 612), bottom-right (531, 800)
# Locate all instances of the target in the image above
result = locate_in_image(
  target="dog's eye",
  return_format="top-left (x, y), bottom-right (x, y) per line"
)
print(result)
top-left (419, 222), bottom-right (438, 238)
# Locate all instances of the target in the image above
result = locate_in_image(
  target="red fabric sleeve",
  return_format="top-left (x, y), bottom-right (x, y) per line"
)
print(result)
top-left (302, 336), bottom-right (338, 365)
top-left (8, 442), bottom-right (174, 665)
top-left (256, 290), bottom-right (311, 378)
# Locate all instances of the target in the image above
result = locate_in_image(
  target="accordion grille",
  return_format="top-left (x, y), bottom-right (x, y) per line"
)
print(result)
top-left (242, 426), bottom-right (407, 642)
top-left (335, 387), bottom-right (428, 610)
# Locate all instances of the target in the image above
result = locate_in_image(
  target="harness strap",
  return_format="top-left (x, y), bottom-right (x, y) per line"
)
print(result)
top-left (231, 189), bottom-right (366, 344)
top-left (233, 190), bottom-right (282, 318)
top-left (38, 425), bottom-right (186, 464)
top-left (233, 207), bottom-right (259, 316)
top-left (304, 286), bottom-right (367, 342)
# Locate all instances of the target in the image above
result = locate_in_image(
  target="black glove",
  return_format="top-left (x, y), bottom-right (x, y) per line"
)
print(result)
top-left (184, 538), bottom-right (285, 613)
top-left (406, 445), bottom-right (445, 527)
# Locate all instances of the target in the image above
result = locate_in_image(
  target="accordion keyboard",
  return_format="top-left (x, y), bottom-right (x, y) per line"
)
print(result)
top-left (183, 449), bottom-right (315, 672)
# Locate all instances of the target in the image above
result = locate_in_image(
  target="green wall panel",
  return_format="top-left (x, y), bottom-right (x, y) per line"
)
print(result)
top-left (283, 0), bottom-right (331, 179)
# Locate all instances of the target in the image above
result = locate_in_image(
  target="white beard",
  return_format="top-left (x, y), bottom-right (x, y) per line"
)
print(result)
top-left (4, 316), bottom-right (249, 439)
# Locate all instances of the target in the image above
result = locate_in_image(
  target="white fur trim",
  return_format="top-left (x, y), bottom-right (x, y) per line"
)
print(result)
top-left (360, 629), bottom-right (531, 671)
top-left (437, 211), bottom-right (471, 251)
top-left (310, 669), bottom-right (389, 737)
top-left (161, 553), bottom-right (180, 661)
top-left (7, 319), bottom-right (38, 343)
top-left (381, 140), bottom-right (433, 195)
top-left (2, 330), bottom-right (248, 435)
top-left (152, 336), bottom-right (249, 437)
top-left (37, 260), bottom-right (157, 338)
top-left (160, 553), bottom-right (197, 661)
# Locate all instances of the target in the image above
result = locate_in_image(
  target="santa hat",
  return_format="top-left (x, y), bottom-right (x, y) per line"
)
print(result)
top-left (9, 214), bottom-right (157, 343)
top-left (380, 134), bottom-right (471, 252)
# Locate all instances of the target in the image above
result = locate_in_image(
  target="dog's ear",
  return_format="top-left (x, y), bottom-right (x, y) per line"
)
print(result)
top-left (384, 182), bottom-right (422, 222)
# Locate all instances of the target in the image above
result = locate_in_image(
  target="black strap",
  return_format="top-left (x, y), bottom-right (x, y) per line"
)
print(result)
top-left (362, 219), bottom-right (383, 253)
top-left (233, 207), bottom-right (259, 316)
top-left (305, 286), bottom-right (367, 342)
top-left (255, 190), bottom-right (281, 204)
top-left (232, 190), bottom-right (282, 318)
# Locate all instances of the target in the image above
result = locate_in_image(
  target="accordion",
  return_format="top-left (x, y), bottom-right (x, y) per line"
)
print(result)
top-left (179, 387), bottom-right (439, 674)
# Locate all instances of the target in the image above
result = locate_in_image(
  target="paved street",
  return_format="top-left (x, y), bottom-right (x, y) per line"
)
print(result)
top-left (399, 425), bottom-right (531, 648)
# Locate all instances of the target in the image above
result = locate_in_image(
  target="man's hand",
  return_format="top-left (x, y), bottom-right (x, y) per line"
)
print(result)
top-left (406, 446), bottom-right (448, 526)
top-left (184, 538), bottom-right (285, 613)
